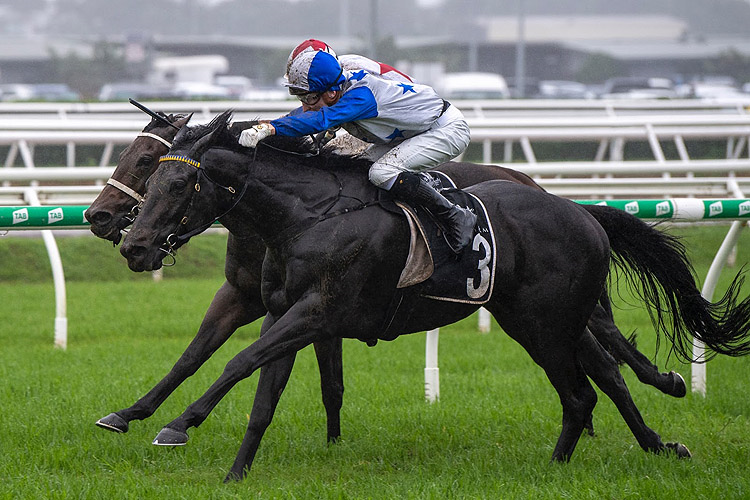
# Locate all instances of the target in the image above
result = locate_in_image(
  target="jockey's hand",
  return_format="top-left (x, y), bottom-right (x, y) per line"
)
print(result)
top-left (239, 123), bottom-right (275, 148)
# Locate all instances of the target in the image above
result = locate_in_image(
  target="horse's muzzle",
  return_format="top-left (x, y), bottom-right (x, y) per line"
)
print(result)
top-left (85, 206), bottom-right (131, 244)
top-left (120, 238), bottom-right (163, 272)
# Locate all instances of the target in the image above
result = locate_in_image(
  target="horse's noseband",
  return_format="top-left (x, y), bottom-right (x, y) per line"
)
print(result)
top-left (106, 132), bottom-right (173, 207)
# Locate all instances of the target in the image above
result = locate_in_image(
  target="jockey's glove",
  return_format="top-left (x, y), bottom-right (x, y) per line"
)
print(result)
top-left (239, 123), bottom-right (275, 148)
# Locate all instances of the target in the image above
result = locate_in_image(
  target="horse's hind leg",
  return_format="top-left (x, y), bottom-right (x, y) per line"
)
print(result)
top-left (488, 305), bottom-right (598, 462)
top-left (313, 337), bottom-right (344, 443)
top-left (589, 293), bottom-right (686, 397)
top-left (575, 328), bottom-right (691, 458)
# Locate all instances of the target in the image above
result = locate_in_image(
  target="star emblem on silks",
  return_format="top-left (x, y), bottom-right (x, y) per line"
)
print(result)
top-left (386, 128), bottom-right (405, 140)
top-left (397, 83), bottom-right (416, 94)
top-left (350, 70), bottom-right (367, 81)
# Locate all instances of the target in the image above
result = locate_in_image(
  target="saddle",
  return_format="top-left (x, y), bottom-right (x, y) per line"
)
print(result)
top-left (394, 172), bottom-right (497, 305)
top-left (364, 172), bottom-right (499, 344)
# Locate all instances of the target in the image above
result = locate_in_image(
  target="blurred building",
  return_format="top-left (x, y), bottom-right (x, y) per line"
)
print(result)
top-left (1, 15), bottom-right (749, 92)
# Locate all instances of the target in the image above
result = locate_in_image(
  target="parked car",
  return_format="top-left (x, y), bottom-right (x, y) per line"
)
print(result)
top-left (214, 75), bottom-right (253, 99)
top-left (0, 84), bottom-right (35, 101)
top-left (505, 76), bottom-right (539, 98)
top-left (240, 87), bottom-right (292, 101)
top-left (172, 81), bottom-right (230, 100)
top-left (29, 84), bottom-right (81, 101)
top-left (434, 72), bottom-right (510, 100)
top-left (599, 77), bottom-right (677, 100)
top-left (536, 80), bottom-right (592, 99)
top-left (0, 83), bottom-right (80, 102)
top-left (98, 82), bottom-right (180, 101)
top-left (691, 83), bottom-right (748, 100)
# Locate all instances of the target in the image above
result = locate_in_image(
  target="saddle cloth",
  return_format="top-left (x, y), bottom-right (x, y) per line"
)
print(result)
top-left (396, 172), bottom-right (497, 305)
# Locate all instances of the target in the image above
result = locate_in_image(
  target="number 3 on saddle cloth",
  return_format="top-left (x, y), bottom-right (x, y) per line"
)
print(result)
top-left (370, 171), bottom-right (496, 343)
top-left (395, 172), bottom-right (497, 304)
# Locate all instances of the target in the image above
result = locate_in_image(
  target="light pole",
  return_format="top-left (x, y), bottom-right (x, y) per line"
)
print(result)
top-left (369, 0), bottom-right (378, 61)
top-left (514, 0), bottom-right (527, 98)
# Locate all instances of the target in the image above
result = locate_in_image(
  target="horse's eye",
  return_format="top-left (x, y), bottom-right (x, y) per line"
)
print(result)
top-left (170, 179), bottom-right (187, 194)
top-left (137, 155), bottom-right (154, 167)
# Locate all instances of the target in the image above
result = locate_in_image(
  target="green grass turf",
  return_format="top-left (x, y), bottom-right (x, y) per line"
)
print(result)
top-left (1, 224), bottom-right (749, 498)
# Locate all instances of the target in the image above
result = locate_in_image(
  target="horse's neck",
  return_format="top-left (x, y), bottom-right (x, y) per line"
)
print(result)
top-left (221, 156), bottom-right (356, 246)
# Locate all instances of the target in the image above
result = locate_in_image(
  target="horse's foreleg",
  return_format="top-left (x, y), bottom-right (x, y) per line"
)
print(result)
top-left (224, 352), bottom-right (298, 482)
top-left (152, 299), bottom-right (323, 454)
top-left (589, 296), bottom-right (686, 398)
top-left (575, 329), bottom-right (691, 458)
top-left (96, 281), bottom-right (264, 433)
top-left (313, 337), bottom-right (344, 443)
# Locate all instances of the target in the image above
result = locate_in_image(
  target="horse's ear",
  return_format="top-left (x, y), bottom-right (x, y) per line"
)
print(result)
top-left (217, 109), bottom-right (234, 128)
top-left (174, 113), bottom-right (193, 129)
top-left (189, 110), bottom-right (234, 157)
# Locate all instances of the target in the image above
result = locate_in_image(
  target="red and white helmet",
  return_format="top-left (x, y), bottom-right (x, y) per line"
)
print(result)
top-left (284, 39), bottom-right (338, 81)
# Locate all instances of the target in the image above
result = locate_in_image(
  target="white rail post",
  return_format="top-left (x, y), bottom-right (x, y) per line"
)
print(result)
top-left (425, 328), bottom-right (440, 402)
top-left (478, 307), bottom-right (491, 333)
top-left (692, 219), bottom-right (746, 396)
top-left (24, 189), bottom-right (68, 350)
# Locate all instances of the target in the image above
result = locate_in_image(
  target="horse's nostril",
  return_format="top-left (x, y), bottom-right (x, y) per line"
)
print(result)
top-left (121, 243), bottom-right (144, 259)
top-left (86, 209), bottom-right (113, 226)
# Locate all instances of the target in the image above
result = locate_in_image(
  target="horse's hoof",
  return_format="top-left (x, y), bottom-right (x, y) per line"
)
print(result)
top-left (152, 427), bottom-right (189, 446)
top-left (665, 442), bottom-right (691, 458)
top-left (669, 371), bottom-right (687, 398)
top-left (95, 412), bottom-right (129, 433)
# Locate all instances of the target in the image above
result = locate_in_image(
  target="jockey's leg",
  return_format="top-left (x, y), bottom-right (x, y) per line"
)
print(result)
top-left (369, 105), bottom-right (474, 253)
top-left (389, 171), bottom-right (476, 254)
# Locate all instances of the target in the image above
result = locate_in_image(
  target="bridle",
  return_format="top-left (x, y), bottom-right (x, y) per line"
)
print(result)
top-left (156, 153), bottom-right (245, 265)
top-left (106, 132), bottom-right (173, 222)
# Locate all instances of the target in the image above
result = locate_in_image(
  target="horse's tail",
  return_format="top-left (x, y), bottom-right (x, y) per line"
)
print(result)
top-left (582, 204), bottom-right (750, 362)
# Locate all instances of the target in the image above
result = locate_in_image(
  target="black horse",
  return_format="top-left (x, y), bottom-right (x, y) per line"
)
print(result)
top-left (86, 112), bottom-right (683, 442)
top-left (120, 111), bottom-right (750, 481)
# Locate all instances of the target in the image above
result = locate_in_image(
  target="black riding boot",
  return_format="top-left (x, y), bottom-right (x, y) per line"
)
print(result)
top-left (389, 172), bottom-right (477, 254)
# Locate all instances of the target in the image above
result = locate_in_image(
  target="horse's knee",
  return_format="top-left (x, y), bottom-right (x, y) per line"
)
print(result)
top-left (565, 383), bottom-right (597, 422)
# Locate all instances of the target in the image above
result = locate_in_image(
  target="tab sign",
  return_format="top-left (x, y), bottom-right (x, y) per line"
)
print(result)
top-left (48, 208), bottom-right (64, 224)
top-left (12, 208), bottom-right (29, 225)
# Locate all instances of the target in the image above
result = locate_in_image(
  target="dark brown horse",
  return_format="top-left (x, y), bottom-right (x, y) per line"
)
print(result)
top-left (119, 111), bottom-right (750, 481)
top-left (86, 110), bottom-right (685, 455)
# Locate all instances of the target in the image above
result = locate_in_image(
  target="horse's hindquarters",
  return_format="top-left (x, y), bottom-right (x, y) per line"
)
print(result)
top-left (470, 181), bottom-right (610, 337)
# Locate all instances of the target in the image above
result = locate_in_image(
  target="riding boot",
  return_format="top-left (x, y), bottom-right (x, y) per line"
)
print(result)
top-left (389, 172), bottom-right (477, 254)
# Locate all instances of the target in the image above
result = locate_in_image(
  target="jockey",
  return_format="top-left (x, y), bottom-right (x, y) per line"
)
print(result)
top-left (282, 38), bottom-right (414, 151)
top-left (238, 48), bottom-right (476, 254)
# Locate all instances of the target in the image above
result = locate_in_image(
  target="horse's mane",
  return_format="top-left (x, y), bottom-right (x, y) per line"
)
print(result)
top-left (172, 110), bottom-right (373, 173)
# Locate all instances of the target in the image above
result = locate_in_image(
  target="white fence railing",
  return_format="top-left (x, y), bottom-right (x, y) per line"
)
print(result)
top-left (2, 99), bottom-right (749, 398)
top-left (2, 106), bottom-right (749, 202)
top-left (0, 97), bottom-right (748, 120)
